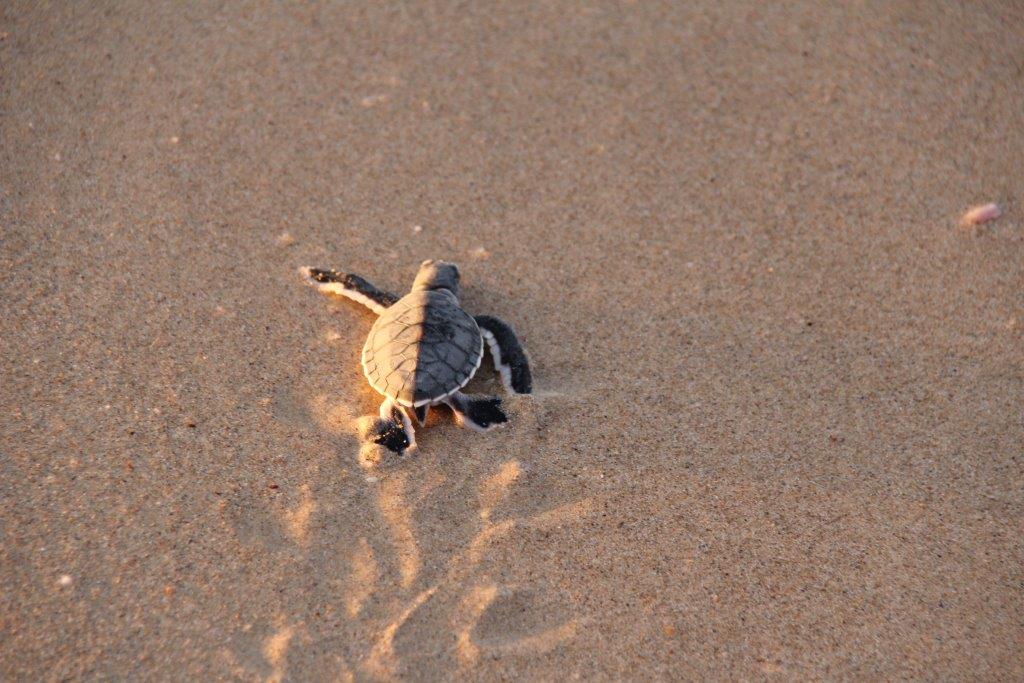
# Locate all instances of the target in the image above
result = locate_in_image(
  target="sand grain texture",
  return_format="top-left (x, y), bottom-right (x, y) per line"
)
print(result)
top-left (2, 1), bottom-right (1023, 680)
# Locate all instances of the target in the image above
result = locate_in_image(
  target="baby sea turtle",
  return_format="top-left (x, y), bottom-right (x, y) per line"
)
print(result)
top-left (302, 260), bottom-right (532, 455)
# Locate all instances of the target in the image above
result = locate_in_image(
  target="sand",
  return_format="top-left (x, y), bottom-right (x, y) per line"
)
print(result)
top-left (2, 1), bottom-right (1022, 680)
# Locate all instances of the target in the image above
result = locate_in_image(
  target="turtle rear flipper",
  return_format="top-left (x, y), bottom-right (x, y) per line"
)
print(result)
top-left (445, 392), bottom-right (508, 432)
top-left (475, 315), bottom-right (532, 394)
top-left (413, 404), bottom-right (430, 426)
top-left (301, 267), bottom-right (400, 314)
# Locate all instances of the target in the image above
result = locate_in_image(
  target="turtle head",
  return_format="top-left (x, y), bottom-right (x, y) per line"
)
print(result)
top-left (412, 259), bottom-right (460, 296)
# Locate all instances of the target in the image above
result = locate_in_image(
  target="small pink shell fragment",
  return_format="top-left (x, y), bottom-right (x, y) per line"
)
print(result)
top-left (960, 203), bottom-right (1002, 226)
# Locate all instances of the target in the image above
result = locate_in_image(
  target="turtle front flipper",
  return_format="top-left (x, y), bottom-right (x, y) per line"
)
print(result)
top-left (445, 392), bottom-right (508, 432)
top-left (358, 417), bottom-right (408, 455)
top-left (300, 267), bottom-right (400, 315)
top-left (474, 315), bottom-right (532, 394)
top-left (380, 398), bottom-right (417, 452)
top-left (358, 398), bottom-right (417, 455)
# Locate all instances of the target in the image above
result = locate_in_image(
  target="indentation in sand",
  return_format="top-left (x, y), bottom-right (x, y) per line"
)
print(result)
top-left (478, 459), bottom-right (522, 522)
top-left (282, 484), bottom-right (315, 546)
top-left (529, 389), bottom-right (568, 399)
top-left (757, 657), bottom-right (785, 674)
top-left (307, 393), bottom-right (357, 437)
top-left (376, 472), bottom-right (421, 588)
top-left (490, 619), bottom-right (579, 656)
top-left (455, 583), bottom-right (499, 665)
top-left (262, 622), bottom-right (294, 683)
top-left (365, 586), bottom-right (438, 678)
top-left (346, 537), bottom-right (378, 617)
top-left (354, 456), bottom-right (593, 675)
top-left (463, 497), bottom-right (594, 568)
top-left (524, 498), bottom-right (594, 529)
top-left (455, 584), bottom-right (579, 666)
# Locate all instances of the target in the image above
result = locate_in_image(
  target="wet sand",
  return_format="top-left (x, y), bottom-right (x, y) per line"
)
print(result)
top-left (2, 1), bottom-right (1022, 679)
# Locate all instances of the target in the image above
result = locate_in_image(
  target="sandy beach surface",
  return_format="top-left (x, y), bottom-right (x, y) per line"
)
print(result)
top-left (3, 1), bottom-right (1022, 680)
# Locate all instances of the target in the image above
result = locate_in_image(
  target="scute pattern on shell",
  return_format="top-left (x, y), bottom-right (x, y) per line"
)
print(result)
top-left (362, 290), bottom-right (483, 406)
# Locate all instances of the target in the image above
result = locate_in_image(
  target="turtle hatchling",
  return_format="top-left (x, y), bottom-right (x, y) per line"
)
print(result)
top-left (301, 260), bottom-right (532, 455)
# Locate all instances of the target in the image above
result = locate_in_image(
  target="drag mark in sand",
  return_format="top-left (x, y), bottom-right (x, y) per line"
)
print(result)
top-left (376, 471), bottom-right (421, 589)
top-left (304, 348), bottom-right (588, 674)
top-left (478, 459), bottom-right (522, 522)
top-left (487, 619), bottom-right (579, 657)
top-left (262, 621), bottom-right (294, 683)
top-left (364, 585), bottom-right (439, 679)
top-left (282, 484), bottom-right (315, 546)
top-left (361, 459), bottom-right (592, 676)
top-left (345, 537), bottom-right (378, 618)
top-left (454, 583), bottom-right (500, 665)
top-left (307, 393), bottom-right (358, 437)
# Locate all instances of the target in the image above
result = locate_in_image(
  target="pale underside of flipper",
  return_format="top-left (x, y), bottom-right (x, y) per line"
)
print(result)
top-left (444, 392), bottom-right (508, 432)
top-left (300, 267), bottom-right (400, 314)
top-left (475, 315), bottom-right (532, 394)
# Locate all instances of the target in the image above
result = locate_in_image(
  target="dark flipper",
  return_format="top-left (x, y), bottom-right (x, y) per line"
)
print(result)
top-left (474, 315), bottom-right (533, 394)
top-left (301, 267), bottom-right (400, 314)
top-left (358, 416), bottom-right (410, 453)
top-left (445, 392), bottom-right (508, 432)
top-left (413, 404), bottom-right (429, 426)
